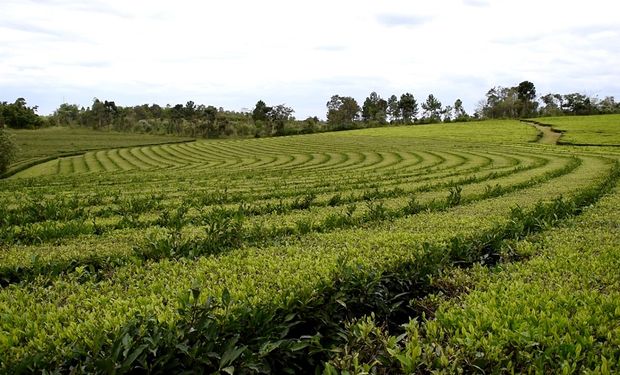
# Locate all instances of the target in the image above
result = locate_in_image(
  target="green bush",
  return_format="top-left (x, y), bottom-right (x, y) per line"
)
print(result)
top-left (0, 128), bottom-right (18, 175)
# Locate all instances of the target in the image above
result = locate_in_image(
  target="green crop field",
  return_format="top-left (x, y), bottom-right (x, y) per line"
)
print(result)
top-left (1, 118), bottom-right (619, 373)
top-left (4, 127), bottom-right (193, 177)
top-left (535, 114), bottom-right (620, 146)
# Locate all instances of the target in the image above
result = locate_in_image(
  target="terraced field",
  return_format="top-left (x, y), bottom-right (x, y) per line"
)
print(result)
top-left (530, 114), bottom-right (620, 146)
top-left (4, 127), bottom-right (192, 178)
top-left (1, 119), bottom-right (619, 373)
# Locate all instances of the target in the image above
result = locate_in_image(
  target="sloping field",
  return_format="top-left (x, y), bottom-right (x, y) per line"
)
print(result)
top-left (1, 119), bottom-right (619, 373)
top-left (5, 127), bottom-right (192, 178)
top-left (11, 120), bottom-right (539, 178)
top-left (536, 114), bottom-right (620, 146)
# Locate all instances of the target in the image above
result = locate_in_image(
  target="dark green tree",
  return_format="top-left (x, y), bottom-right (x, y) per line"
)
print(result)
top-left (252, 100), bottom-right (271, 123)
top-left (398, 93), bottom-right (418, 123)
top-left (362, 92), bottom-right (388, 124)
top-left (453, 99), bottom-right (469, 121)
top-left (386, 95), bottom-right (401, 123)
top-left (0, 98), bottom-right (43, 129)
top-left (53, 103), bottom-right (80, 125)
top-left (0, 127), bottom-right (18, 174)
top-left (540, 93), bottom-right (562, 116)
top-left (326, 95), bottom-right (360, 130)
top-left (269, 104), bottom-right (295, 136)
top-left (562, 93), bottom-right (595, 115)
top-left (517, 81), bottom-right (537, 117)
top-left (421, 94), bottom-right (443, 122)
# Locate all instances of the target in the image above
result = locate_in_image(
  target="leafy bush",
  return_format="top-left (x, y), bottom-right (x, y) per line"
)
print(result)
top-left (0, 128), bottom-right (18, 175)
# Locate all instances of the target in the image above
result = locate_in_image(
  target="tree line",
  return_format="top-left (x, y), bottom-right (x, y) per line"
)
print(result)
top-left (1, 82), bottom-right (619, 136)
top-left (475, 81), bottom-right (620, 118)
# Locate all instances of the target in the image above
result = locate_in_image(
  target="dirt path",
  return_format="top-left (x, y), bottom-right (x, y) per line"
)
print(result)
top-left (521, 120), bottom-right (562, 145)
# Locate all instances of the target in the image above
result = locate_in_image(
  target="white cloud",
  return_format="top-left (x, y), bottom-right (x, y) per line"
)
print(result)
top-left (1, 0), bottom-right (619, 117)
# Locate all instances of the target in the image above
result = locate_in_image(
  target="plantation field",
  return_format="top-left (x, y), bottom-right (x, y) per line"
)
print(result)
top-left (1, 119), bottom-right (619, 373)
top-left (536, 114), bottom-right (620, 146)
top-left (5, 127), bottom-right (192, 177)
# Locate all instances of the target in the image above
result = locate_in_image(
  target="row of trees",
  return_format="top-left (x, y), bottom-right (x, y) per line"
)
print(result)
top-left (3, 84), bottom-right (619, 137)
top-left (539, 93), bottom-right (620, 116)
top-left (50, 99), bottom-right (312, 138)
top-left (327, 92), bottom-right (470, 129)
top-left (477, 81), bottom-right (620, 119)
top-left (0, 98), bottom-right (44, 129)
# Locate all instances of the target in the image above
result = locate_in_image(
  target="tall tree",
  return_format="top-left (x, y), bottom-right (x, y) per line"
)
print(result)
top-left (326, 95), bottom-right (360, 130)
top-left (362, 92), bottom-right (387, 124)
top-left (398, 93), bottom-right (418, 123)
top-left (421, 94), bottom-right (443, 122)
top-left (517, 81), bottom-right (537, 117)
top-left (540, 93), bottom-right (562, 116)
top-left (53, 103), bottom-right (80, 125)
top-left (453, 99), bottom-right (468, 121)
top-left (0, 98), bottom-right (43, 129)
top-left (252, 100), bottom-right (271, 123)
top-left (269, 104), bottom-right (295, 136)
top-left (386, 95), bottom-right (401, 123)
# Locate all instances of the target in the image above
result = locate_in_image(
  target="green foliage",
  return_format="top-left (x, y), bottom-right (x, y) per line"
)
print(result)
top-left (536, 114), bottom-right (620, 146)
top-left (0, 128), bottom-right (18, 174)
top-left (0, 98), bottom-right (43, 129)
top-left (362, 92), bottom-right (388, 124)
top-left (1, 120), bottom-right (619, 373)
top-left (326, 95), bottom-right (361, 130)
top-left (421, 94), bottom-right (443, 123)
top-left (326, 162), bottom-right (620, 374)
top-left (399, 93), bottom-right (418, 123)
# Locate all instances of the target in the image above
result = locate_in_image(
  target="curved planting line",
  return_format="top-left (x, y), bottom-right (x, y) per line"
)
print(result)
top-left (0, 151), bottom-right (584, 283)
top-left (83, 151), bottom-right (105, 173)
top-left (57, 158), bottom-right (72, 175)
top-left (3, 139), bottom-right (196, 179)
top-left (115, 149), bottom-right (144, 171)
top-left (321, 151), bottom-right (370, 172)
top-left (190, 158), bottom-right (245, 173)
top-left (258, 154), bottom-right (297, 170)
top-left (168, 143), bottom-right (212, 163)
top-left (369, 150), bottom-right (406, 172)
top-left (106, 149), bottom-right (134, 171)
top-left (197, 142), bottom-right (253, 160)
top-left (157, 144), bottom-right (199, 165)
top-left (290, 152), bottom-right (331, 171)
top-left (2, 156), bottom-right (616, 373)
top-left (148, 145), bottom-right (190, 166)
top-left (129, 147), bottom-right (165, 169)
top-left (94, 150), bottom-right (119, 172)
top-left (117, 148), bottom-right (150, 170)
top-left (72, 156), bottom-right (89, 174)
top-left (272, 153), bottom-right (315, 170)
top-left (171, 143), bottom-right (212, 162)
top-left (174, 143), bottom-right (213, 161)
top-left (138, 146), bottom-right (181, 168)
top-left (184, 141), bottom-right (228, 157)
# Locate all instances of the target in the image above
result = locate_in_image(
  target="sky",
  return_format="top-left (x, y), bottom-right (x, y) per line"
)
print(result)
top-left (1, 0), bottom-right (619, 119)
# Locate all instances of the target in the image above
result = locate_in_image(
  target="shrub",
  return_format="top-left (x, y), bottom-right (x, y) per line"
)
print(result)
top-left (0, 128), bottom-right (18, 175)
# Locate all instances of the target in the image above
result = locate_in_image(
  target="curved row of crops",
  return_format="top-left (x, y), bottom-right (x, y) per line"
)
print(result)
top-left (1, 120), bottom-right (619, 373)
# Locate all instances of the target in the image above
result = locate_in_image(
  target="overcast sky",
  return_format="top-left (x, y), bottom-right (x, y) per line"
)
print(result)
top-left (1, 0), bottom-right (619, 118)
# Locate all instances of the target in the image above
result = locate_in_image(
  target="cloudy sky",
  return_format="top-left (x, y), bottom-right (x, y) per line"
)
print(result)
top-left (1, 0), bottom-right (619, 118)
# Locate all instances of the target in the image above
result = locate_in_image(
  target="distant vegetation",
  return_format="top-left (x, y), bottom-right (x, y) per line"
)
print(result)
top-left (0, 128), bottom-right (18, 174)
top-left (1, 81), bottom-right (619, 139)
